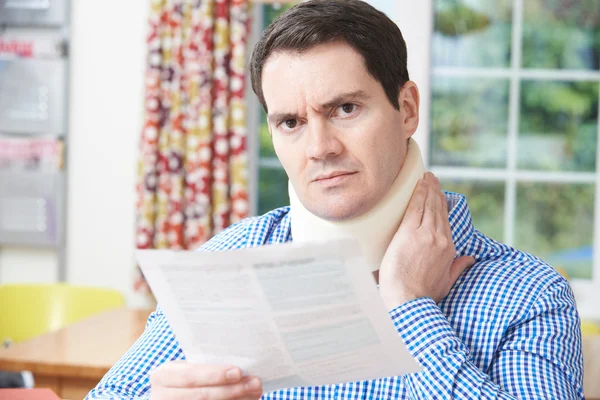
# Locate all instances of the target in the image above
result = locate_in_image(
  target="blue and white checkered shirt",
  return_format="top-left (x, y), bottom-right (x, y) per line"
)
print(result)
top-left (87, 193), bottom-right (584, 399)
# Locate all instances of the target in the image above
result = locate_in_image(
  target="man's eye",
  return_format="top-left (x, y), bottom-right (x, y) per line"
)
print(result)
top-left (341, 104), bottom-right (356, 114)
top-left (284, 120), bottom-right (297, 129)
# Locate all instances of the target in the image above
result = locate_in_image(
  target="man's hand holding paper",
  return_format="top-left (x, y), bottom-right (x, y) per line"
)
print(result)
top-left (137, 235), bottom-right (425, 396)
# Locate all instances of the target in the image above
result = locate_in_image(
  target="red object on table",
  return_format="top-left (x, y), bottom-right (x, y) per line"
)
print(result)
top-left (0, 388), bottom-right (61, 399)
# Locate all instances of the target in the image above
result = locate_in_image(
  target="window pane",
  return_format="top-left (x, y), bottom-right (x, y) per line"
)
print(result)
top-left (259, 112), bottom-right (277, 158)
top-left (431, 77), bottom-right (509, 168)
top-left (258, 3), bottom-right (297, 215)
top-left (441, 180), bottom-right (505, 242)
top-left (522, 0), bottom-right (600, 70)
top-left (259, 3), bottom-right (296, 159)
top-left (258, 167), bottom-right (289, 215)
top-left (433, 0), bottom-right (512, 68)
top-left (519, 80), bottom-right (599, 172)
top-left (515, 182), bottom-right (594, 280)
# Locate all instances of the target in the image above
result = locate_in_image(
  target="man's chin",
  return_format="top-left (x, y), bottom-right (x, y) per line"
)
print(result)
top-left (308, 201), bottom-right (368, 221)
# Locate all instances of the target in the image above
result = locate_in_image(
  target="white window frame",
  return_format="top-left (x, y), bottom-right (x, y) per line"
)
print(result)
top-left (247, 0), bottom-right (600, 318)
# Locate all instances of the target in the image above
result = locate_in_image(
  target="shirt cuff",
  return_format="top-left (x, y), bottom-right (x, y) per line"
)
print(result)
top-left (388, 297), bottom-right (457, 357)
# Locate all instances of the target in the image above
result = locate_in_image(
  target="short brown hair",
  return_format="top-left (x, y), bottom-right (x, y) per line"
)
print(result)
top-left (250, 0), bottom-right (410, 113)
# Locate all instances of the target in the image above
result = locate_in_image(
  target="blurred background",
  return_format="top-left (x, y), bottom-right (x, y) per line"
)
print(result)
top-left (0, 0), bottom-right (598, 332)
top-left (0, 0), bottom-right (599, 397)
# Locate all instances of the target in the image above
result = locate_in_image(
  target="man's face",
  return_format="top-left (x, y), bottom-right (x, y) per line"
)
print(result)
top-left (261, 42), bottom-right (419, 220)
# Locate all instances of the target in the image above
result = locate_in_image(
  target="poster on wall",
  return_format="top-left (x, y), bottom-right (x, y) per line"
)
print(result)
top-left (0, 0), bottom-right (68, 27)
top-left (0, 29), bottom-right (67, 135)
top-left (0, 136), bottom-right (64, 247)
top-left (0, 28), bottom-right (66, 246)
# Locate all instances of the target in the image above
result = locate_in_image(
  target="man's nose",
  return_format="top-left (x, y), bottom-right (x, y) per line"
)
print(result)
top-left (305, 120), bottom-right (344, 161)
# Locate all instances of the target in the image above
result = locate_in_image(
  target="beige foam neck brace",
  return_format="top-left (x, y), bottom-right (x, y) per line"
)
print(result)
top-left (289, 138), bottom-right (426, 272)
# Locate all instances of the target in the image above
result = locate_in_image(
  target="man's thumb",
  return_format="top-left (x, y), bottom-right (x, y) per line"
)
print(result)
top-left (450, 256), bottom-right (475, 283)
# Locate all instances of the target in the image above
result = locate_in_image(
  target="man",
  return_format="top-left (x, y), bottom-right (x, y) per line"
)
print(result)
top-left (87, 1), bottom-right (584, 398)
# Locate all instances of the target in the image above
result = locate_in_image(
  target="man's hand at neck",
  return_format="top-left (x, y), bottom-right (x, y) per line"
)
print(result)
top-left (377, 172), bottom-right (475, 310)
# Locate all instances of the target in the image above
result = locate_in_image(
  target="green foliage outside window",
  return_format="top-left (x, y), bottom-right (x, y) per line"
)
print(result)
top-left (431, 0), bottom-right (599, 280)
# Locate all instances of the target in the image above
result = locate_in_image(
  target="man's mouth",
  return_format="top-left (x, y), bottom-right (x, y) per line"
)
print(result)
top-left (312, 171), bottom-right (357, 185)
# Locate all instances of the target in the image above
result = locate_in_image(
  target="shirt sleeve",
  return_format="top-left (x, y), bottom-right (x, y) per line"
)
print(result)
top-left (85, 308), bottom-right (185, 399)
top-left (391, 280), bottom-right (584, 399)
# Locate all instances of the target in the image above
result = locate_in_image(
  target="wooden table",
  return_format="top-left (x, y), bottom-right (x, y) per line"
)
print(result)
top-left (0, 308), bottom-right (152, 400)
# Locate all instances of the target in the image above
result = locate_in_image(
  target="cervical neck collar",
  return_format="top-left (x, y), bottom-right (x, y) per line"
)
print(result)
top-left (289, 138), bottom-right (426, 271)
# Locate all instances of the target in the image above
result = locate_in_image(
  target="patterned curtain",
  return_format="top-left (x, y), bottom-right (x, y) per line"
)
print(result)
top-left (135, 0), bottom-right (250, 293)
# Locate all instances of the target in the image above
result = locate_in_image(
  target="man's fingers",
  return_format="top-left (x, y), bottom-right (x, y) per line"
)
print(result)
top-left (450, 256), bottom-right (475, 284)
top-left (206, 376), bottom-right (263, 400)
top-left (151, 363), bottom-right (242, 388)
top-left (212, 376), bottom-right (263, 400)
top-left (421, 173), bottom-right (438, 230)
top-left (152, 376), bottom-right (262, 400)
top-left (439, 186), bottom-right (453, 238)
top-left (431, 176), bottom-right (445, 233)
top-left (402, 176), bottom-right (428, 229)
top-left (441, 187), bottom-right (449, 213)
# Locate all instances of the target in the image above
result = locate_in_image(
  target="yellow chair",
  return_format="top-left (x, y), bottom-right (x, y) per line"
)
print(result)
top-left (0, 283), bottom-right (125, 345)
top-left (582, 320), bottom-right (600, 337)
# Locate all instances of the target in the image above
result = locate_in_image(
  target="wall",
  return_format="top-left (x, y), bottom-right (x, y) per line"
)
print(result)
top-left (0, 0), bottom-right (150, 306)
top-left (66, 0), bottom-right (149, 305)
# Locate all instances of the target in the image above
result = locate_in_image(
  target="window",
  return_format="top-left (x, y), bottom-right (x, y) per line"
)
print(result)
top-left (430, 0), bottom-right (600, 285)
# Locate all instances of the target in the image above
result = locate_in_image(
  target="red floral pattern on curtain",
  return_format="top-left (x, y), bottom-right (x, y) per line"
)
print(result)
top-left (135, 0), bottom-right (250, 293)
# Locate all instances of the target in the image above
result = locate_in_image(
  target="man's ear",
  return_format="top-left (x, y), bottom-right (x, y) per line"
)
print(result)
top-left (397, 81), bottom-right (420, 139)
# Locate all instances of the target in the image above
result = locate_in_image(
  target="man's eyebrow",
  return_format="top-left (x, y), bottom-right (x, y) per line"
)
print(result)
top-left (267, 112), bottom-right (298, 124)
top-left (267, 90), bottom-right (371, 124)
top-left (319, 90), bottom-right (371, 110)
